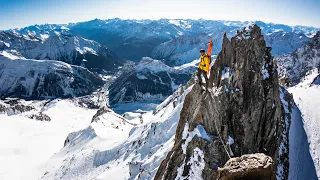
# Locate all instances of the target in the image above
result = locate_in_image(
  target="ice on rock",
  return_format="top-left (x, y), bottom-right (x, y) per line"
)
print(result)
top-left (181, 123), bottom-right (214, 154)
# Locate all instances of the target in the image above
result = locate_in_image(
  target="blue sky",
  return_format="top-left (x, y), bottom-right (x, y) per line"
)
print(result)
top-left (0, 0), bottom-right (319, 30)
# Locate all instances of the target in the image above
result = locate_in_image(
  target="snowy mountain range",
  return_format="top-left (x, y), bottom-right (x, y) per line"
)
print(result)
top-left (69, 19), bottom-right (318, 64)
top-left (0, 53), bottom-right (104, 98)
top-left (9, 19), bottom-right (319, 65)
top-left (0, 30), bottom-right (123, 73)
top-left (4, 25), bottom-right (318, 180)
top-left (1, 18), bottom-right (317, 103)
top-left (277, 31), bottom-right (320, 85)
top-left (1, 19), bottom-right (320, 180)
top-left (108, 57), bottom-right (193, 105)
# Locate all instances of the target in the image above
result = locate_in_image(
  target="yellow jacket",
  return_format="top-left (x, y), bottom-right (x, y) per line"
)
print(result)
top-left (198, 54), bottom-right (210, 72)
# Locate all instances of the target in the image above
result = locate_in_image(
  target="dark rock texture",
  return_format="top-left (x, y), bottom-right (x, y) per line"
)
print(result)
top-left (28, 112), bottom-right (51, 121)
top-left (155, 25), bottom-right (289, 179)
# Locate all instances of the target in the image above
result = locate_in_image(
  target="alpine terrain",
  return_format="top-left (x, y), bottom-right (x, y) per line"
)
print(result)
top-left (0, 18), bottom-right (319, 180)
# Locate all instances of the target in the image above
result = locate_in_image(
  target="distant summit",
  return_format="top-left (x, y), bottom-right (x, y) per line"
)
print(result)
top-left (6, 19), bottom-right (319, 63)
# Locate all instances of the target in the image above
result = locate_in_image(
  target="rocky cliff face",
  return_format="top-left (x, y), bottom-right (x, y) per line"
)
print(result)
top-left (0, 98), bottom-right (51, 121)
top-left (155, 25), bottom-right (289, 179)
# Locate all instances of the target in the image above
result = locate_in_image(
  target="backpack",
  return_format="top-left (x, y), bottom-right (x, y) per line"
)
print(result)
top-left (206, 54), bottom-right (211, 65)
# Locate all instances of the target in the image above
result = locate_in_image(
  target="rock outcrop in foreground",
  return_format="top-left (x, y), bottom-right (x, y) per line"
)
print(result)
top-left (217, 153), bottom-right (275, 180)
top-left (155, 25), bottom-right (289, 179)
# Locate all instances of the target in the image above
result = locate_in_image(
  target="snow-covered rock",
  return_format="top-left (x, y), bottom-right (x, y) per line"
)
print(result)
top-left (277, 31), bottom-right (320, 85)
top-left (39, 85), bottom-right (191, 180)
top-left (12, 24), bottom-right (70, 40)
top-left (151, 33), bottom-right (222, 66)
top-left (0, 40), bottom-right (10, 49)
top-left (108, 58), bottom-right (193, 105)
top-left (155, 25), bottom-right (291, 180)
top-left (151, 23), bottom-right (316, 65)
top-left (135, 57), bottom-right (174, 73)
top-left (265, 31), bottom-right (309, 55)
top-left (0, 30), bottom-right (123, 72)
top-left (0, 54), bottom-right (103, 98)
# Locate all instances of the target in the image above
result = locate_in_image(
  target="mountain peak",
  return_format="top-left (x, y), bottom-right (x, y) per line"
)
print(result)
top-left (155, 25), bottom-right (289, 179)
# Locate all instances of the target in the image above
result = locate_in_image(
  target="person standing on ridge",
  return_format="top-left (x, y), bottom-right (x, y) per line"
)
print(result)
top-left (197, 49), bottom-right (210, 90)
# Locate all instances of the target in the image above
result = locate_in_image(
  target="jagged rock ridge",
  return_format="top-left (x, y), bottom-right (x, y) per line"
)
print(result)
top-left (155, 25), bottom-right (289, 179)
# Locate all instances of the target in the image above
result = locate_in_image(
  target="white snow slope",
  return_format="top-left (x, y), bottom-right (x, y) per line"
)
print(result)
top-left (40, 86), bottom-right (192, 180)
top-left (0, 99), bottom-right (97, 180)
top-left (288, 69), bottom-right (320, 179)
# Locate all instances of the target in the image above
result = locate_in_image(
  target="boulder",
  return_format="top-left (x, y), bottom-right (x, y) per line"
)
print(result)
top-left (217, 153), bottom-right (275, 180)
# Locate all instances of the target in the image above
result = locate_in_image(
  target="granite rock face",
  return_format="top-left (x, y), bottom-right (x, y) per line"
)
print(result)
top-left (155, 25), bottom-right (289, 180)
top-left (217, 153), bottom-right (275, 180)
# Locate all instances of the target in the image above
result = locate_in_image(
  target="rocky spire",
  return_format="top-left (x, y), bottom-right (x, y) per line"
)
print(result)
top-left (155, 25), bottom-right (289, 179)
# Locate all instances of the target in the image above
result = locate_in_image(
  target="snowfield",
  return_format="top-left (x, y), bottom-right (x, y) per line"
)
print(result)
top-left (288, 70), bottom-right (320, 179)
top-left (0, 99), bottom-right (97, 180)
top-left (40, 86), bottom-right (192, 180)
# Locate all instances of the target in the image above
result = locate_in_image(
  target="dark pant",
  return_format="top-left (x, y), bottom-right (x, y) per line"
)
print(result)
top-left (197, 68), bottom-right (208, 89)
